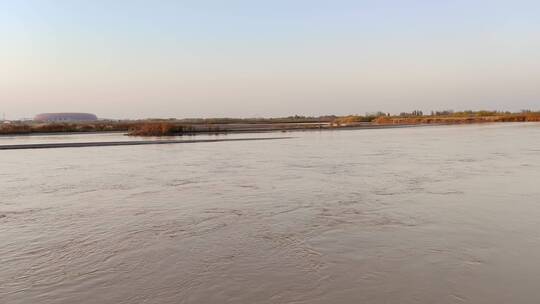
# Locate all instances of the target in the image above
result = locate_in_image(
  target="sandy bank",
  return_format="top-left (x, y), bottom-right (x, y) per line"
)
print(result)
top-left (0, 137), bottom-right (292, 150)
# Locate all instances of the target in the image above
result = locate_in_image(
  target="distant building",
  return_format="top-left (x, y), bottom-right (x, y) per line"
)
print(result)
top-left (34, 113), bottom-right (98, 122)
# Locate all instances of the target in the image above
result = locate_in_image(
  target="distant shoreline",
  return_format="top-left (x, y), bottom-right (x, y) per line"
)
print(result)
top-left (1, 111), bottom-right (539, 136)
top-left (1, 121), bottom-right (539, 150)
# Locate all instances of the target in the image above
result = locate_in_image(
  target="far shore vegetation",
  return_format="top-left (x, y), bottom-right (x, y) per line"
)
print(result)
top-left (1, 110), bottom-right (539, 136)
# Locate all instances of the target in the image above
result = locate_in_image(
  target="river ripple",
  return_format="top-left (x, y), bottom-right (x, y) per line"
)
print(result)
top-left (1, 123), bottom-right (540, 304)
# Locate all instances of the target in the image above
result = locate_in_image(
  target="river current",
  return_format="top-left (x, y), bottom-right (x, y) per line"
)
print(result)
top-left (1, 123), bottom-right (540, 303)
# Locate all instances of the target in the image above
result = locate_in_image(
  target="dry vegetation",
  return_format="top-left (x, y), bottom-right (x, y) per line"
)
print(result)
top-left (332, 112), bottom-right (387, 125)
top-left (127, 123), bottom-right (197, 136)
top-left (0, 123), bottom-right (130, 135)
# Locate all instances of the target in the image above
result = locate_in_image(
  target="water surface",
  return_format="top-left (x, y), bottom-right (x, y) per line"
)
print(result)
top-left (1, 123), bottom-right (540, 304)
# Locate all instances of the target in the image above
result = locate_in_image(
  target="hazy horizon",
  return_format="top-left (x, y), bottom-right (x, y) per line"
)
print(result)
top-left (2, 1), bottom-right (539, 120)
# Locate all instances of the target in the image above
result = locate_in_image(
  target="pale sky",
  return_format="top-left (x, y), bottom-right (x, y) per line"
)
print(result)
top-left (1, 0), bottom-right (539, 119)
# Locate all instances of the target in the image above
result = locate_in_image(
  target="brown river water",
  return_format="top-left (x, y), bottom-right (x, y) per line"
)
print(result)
top-left (1, 123), bottom-right (540, 304)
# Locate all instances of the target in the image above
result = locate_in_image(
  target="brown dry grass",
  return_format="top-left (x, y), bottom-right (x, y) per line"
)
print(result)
top-left (127, 123), bottom-right (196, 136)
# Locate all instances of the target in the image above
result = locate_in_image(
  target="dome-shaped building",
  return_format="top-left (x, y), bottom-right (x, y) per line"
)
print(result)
top-left (34, 113), bottom-right (98, 122)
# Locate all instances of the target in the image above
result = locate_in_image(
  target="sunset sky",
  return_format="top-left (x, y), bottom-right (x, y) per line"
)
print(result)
top-left (1, 0), bottom-right (539, 119)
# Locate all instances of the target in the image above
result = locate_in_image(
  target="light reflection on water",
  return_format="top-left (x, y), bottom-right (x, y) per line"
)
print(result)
top-left (1, 123), bottom-right (540, 304)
